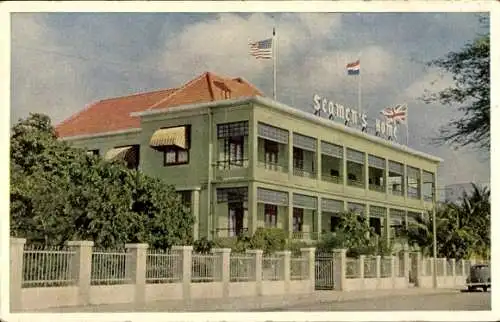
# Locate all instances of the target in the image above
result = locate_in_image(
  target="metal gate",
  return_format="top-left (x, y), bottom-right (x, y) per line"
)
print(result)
top-left (315, 252), bottom-right (335, 290)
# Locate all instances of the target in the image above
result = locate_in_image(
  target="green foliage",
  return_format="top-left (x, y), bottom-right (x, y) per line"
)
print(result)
top-left (402, 185), bottom-right (490, 260)
top-left (423, 18), bottom-right (490, 150)
top-left (287, 240), bottom-right (312, 257)
top-left (316, 211), bottom-right (392, 257)
top-left (10, 113), bottom-right (194, 249)
top-left (193, 228), bottom-right (288, 255)
top-left (250, 228), bottom-right (287, 255)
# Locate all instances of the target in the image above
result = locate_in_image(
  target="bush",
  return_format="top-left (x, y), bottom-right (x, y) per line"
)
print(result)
top-left (250, 228), bottom-right (287, 255)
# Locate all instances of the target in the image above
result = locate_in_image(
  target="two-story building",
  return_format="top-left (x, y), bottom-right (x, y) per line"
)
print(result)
top-left (57, 72), bottom-right (441, 243)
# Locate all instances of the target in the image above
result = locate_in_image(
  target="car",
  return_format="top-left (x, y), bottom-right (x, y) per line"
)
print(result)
top-left (466, 264), bottom-right (490, 292)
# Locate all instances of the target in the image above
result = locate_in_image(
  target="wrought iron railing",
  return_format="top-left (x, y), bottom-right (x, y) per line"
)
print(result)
top-left (321, 174), bottom-right (342, 184)
top-left (257, 160), bottom-right (288, 173)
top-left (216, 159), bottom-right (249, 170)
top-left (214, 227), bottom-right (249, 238)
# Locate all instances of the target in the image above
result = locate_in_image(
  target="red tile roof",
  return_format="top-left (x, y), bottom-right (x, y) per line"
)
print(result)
top-left (56, 72), bottom-right (263, 138)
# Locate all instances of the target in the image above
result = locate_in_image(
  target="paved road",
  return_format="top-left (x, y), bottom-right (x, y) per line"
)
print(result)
top-left (254, 290), bottom-right (491, 311)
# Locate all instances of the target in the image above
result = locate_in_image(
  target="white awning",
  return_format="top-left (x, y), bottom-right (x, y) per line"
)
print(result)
top-left (149, 126), bottom-right (187, 149)
top-left (104, 146), bottom-right (133, 161)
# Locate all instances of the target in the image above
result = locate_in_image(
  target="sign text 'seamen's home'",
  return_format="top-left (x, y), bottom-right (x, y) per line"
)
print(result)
top-left (312, 94), bottom-right (399, 141)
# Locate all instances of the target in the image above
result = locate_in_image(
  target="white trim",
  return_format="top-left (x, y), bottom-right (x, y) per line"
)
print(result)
top-left (176, 187), bottom-right (202, 192)
top-left (59, 128), bottom-right (141, 141)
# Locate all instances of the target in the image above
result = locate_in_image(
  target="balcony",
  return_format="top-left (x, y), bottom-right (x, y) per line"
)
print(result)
top-left (214, 227), bottom-right (249, 238)
top-left (369, 183), bottom-right (385, 192)
top-left (257, 160), bottom-right (288, 173)
top-left (347, 178), bottom-right (364, 188)
top-left (321, 173), bottom-right (342, 184)
top-left (291, 231), bottom-right (320, 241)
top-left (293, 167), bottom-right (317, 179)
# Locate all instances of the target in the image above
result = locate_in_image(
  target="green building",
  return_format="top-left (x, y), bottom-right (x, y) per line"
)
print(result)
top-left (57, 72), bottom-right (441, 243)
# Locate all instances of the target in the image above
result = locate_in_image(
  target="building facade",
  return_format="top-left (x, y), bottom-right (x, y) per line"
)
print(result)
top-left (57, 72), bottom-right (441, 243)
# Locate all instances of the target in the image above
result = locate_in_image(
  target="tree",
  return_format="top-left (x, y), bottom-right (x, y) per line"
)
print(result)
top-left (10, 113), bottom-right (195, 249)
top-left (403, 184), bottom-right (490, 260)
top-left (317, 211), bottom-right (391, 257)
top-left (422, 19), bottom-right (490, 150)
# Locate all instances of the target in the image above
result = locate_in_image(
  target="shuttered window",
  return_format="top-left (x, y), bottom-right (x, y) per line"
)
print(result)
top-left (258, 123), bottom-right (288, 144)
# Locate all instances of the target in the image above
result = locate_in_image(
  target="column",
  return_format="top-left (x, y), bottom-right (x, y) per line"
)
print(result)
top-left (316, 140), bottom-right (321, 180)
top-left (403, 164), bottom-right (408, 200)
top-left (246, 249), bottom-right (263, 296)
top-left (125, 243), bottom-right (149, 304)
top-left (442, 258), bottom-right (447, 277)
top-left (385, 207), bottom-right (391, 245)
top-left (288, 132), bottom-right (294, 180)
top-left (333, 249), bottom-right (346, 291)
top-left (288, 192), bottom-right (293, 238)
top-left (316, 197), bottom-right (322, 240)
top-left (172, 245), bottom-right (193, 300)
top-left (450, 258), bottom-right (456, 286)
top-left (277, 250), bottom-right (291, 293)
top-left (375, 255), bottom-right (381, 288)
top-left (300, 247), bottom-right (316, 293)
top-left (342, 146), bottom-right (347, 186)
top-left (419, 169), bottom-right (424, 202)
top-left (364, 153), bottom-right (369, 190)
top-left (249, 182), bottom-right (257, 234)
top-left (10, 238), bottom-right (26, 311)
top-left (249, 112), bottom-right (257, 178)
top-left (66, 240), bottom-right (94, 306)
top-left (192, 190), bottom-right (200, 240)
top-left (384, 159), bottom-right (389, 195)
top-left (212, 248), bottom-right (231, 298)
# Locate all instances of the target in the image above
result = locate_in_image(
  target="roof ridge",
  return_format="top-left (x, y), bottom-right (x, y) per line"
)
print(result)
top-left (146, 72), bottom-right (210, 110)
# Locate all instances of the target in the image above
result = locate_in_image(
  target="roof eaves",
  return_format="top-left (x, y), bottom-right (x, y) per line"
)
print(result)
top-left (58, 128), bottom-right (142, 141)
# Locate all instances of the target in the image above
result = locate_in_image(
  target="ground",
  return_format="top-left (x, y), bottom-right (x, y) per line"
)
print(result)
top-left (31, 288), bottom-right (490, 313)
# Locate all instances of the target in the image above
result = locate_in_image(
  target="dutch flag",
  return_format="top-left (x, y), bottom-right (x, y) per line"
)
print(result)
top-left (346, 60), bottom-right (360, 75)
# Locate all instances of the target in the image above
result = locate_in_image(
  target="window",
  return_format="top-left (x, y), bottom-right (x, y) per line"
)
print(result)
top-left (346, 148), bottom-right (365, 188)
top-left (264, 204), bottom-right (278, 228)
top-left (369, 217), bottom-right (382, 235)
top-left (164, 148), bottom-right (189, 166)
top-left (217, 121), bottom-right (249, 169)
top-left (264, 140), bottom-right (279, 165)
top-left (330, 215), bottom-right (341, 232)
top-left (293, 208), bottom-right (304, 232)
top-left (87, 149), bottom-right (99, 156)
top-left (177, 191), bottom-right (192, 210)
top-left (293, 147), bottom-right (304, 169)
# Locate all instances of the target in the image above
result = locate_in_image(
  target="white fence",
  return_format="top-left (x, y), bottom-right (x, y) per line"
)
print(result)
top-left (329, 249), bottom-right (486, 291)
top-left (10, 238), bottom-right (315, 311)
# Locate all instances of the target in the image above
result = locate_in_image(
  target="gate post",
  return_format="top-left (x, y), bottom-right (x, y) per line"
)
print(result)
top-left (333, 249), bottom-right (346, 291)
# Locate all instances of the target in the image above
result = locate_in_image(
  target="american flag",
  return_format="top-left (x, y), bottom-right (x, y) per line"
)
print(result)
top-left (381, 104), bottom-right (408, 124)
top-left (249, 38), bottom-right (273, 59)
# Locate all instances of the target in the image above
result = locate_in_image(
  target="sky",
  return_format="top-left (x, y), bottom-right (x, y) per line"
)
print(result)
top-left (10, 11), bottom-right (490, 187)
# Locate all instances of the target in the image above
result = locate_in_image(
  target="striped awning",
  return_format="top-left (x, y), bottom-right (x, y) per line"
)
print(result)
top-left (104, 146), bottom-right (133, 162)
top-left (149, 126), bottom-right (187, 149)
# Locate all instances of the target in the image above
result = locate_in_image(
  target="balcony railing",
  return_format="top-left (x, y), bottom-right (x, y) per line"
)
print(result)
top-left (423, 195), bottom-right (433, 202)
top-left (407, 188), bottom-right (420, 199)
top-left (291, 231), bottom-right (320, 240)
top-left (321, 174), bottom-right (342, 184)
top-left (293, 167), bottom-right (317, 179)
top-left (216, 159), bottom-right (249, 170)
top-left (347, 178), bottom-right (364, 188)
top-left (257, 161), bottom-right (288, 173)
top-left (390, 189), bottom-right (404, 196)
top-left (369, 184), bottom-right (385, 192)
top-left (214, 227), bottom-right (249, 238)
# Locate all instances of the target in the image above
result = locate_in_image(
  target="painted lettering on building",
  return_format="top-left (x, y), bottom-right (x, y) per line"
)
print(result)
top-left (312, 94), bottom-right (399, 142)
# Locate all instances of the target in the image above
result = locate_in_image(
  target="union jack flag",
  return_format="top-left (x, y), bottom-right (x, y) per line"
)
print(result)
top-left (381, 104), bottom-right (408, 124)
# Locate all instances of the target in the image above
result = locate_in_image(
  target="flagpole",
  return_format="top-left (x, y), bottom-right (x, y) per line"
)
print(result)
top-left (406, 106), bottom-right (409, 146)
top-left (273, 27), bottom-right (277, 101)
top-left (358, 55), bottom-right (362, 111)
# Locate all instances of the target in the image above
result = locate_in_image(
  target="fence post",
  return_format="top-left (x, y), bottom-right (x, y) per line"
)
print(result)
top-left (246, 249), bottom-right (263, 296)
top-left (442, 258), bottom-right (447, 277)
top-left (277, 250), bottom-right (291, 293)
top-left (212, 248), bottom-right (231, 298)
top-left (300, 247), bottom-right (316, 293)
top-left (10, 238), bottom-right (26, 311)
top-left (390, 256), bottom-right (396, 289)
top-left (415, 252), bottom-right (422, 287)
top-left (333, 249), bottom-right (346, 291)
top-left (375, 255), bottom-right (381, 289)
top-left (125, 243), bottom-right (149, 304)
top-left (403, 246), bottom-right (410, 281)
top-left (461, 259), bottom-right (466, 277)
top-left (172, 245), bottom-right (193, 300)
top-left (66, 240), bottom-right (94, 306)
